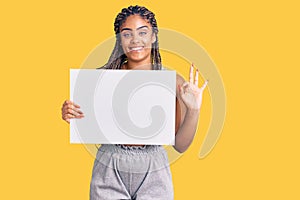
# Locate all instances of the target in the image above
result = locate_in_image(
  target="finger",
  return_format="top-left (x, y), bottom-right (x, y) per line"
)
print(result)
top-left (62, 113), bottom-right (75, 121)
top-left (76, 109), bottom-right (84, 115)
top-left (182, 81), bottom-right (189, 87)
top-left (71, 109), bottom-right (83, 116)
top-left (179, 82), bottom-right (190, 94)
top-left (62, 101), bottom-right (68, 112)
top-left (200, 80), bottom-right (209, 91)
top-left (62, 109), bottom-right (83, 118)
top-left (62, 107), bottom-right (69, 115)
top-left (62, 108), bottom-right (80, 117)
top-left (181, 82), bottom-right (189, 90)
top-left (62, 113), bottom-right (84, 123)
top-left (74, 114), bottom-right (84, 119)
top-left (64, 104), bottom-right (83, 114)
top-left (62, 101), bottom-right (72, 111)
top-left (195, 69), bottom-right (199, 85)
top-left (189, 64), bottom-right (194, 84)
top-left (63, 100), bottom-right (72, 106)
top-left (72, 102), bottom-right (81, 108)
top-left (69, 106), bottom-right (83, 115)
top-left (62, 107), bottom-right (72, 115)
top-left (63, 100), bottom-right (81, 109)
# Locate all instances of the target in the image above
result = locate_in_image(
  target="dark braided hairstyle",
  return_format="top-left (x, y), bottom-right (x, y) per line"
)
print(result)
top-left (100, 5), bottom-right (162, 70)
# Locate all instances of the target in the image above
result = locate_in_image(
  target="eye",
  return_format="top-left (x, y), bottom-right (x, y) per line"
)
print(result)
top-left (139, 31), bottom-right (147, 36)
top-left (122, 32), bottom-right (132, 38)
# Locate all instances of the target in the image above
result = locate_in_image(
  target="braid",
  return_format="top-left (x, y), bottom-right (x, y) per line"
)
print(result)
top-left (99, 5), bottom-right (162, 70)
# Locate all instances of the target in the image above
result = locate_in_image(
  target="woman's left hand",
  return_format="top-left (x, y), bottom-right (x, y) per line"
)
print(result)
top-left (178, 64), bottom-right (208, 111)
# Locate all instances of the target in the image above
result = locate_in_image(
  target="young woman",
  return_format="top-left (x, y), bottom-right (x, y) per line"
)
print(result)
top-left (61, 5), bottom-right (207, 200)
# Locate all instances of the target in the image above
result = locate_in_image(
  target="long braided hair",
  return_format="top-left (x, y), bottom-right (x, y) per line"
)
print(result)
top-left (99, 5), bottom-right (162, 70)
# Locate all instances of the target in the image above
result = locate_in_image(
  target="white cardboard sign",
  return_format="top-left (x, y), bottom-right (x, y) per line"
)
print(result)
top-left (70, 69), bottom-right (176, 145)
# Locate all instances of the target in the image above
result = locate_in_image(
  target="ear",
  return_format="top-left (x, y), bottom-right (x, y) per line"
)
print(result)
top-left (151, 33), bottom-right (157, 44)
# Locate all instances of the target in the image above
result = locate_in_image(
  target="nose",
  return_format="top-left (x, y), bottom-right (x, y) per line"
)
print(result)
top-left (130, 32), bottom-right (140, 44)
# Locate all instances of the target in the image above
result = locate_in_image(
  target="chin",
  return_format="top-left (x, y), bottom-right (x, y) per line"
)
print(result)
top-left (126, 53), bottom-right (151, 63)
top-left (130, 56), bottom-right (149, 62)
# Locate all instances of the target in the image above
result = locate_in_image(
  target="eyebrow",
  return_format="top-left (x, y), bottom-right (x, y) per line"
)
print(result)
top-left (120, 25), bottom-right (149, 32)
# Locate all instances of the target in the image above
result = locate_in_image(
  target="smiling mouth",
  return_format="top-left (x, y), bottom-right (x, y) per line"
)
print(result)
top-left (129, 46), bottom-right (144, 52)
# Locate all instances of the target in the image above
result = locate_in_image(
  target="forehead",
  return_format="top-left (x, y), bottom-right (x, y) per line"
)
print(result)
top-left (120, 15), bottom-right (151, 30)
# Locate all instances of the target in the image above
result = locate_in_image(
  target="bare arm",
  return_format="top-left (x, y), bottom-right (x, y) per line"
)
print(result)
top-left (174, 64), bottom-right (208, 153)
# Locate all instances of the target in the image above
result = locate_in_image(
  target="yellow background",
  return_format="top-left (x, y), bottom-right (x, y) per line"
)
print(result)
top-left (1, 0), bottom-right (299, 199)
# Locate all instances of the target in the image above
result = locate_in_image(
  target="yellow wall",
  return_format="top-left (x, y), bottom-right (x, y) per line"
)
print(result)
top-left (1, 0), bottom-right (299, 199)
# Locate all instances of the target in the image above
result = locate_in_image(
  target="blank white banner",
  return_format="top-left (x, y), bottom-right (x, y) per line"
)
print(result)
top-left (70, 69), bottom-right (176, 145)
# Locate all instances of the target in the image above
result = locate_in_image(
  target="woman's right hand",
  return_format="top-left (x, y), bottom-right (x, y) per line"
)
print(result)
top-left (61, 100), bottom-right (84, 123)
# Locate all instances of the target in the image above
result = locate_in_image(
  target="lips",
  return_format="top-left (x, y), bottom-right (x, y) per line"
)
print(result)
top-left (129, 46), bottom-right (144, 52)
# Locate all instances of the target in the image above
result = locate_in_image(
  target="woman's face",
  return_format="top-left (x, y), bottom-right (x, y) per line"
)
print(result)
top-left (120, 15), bottom-right (156, 66)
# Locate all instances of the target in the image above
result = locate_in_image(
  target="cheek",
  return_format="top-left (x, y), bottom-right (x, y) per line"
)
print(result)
top-left (120, 40), bottom-right (129, 52)
top-left (142, 37), bottom-right (153, 47)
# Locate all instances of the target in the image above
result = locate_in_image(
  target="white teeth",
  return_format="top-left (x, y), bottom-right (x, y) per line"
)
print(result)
top-left (130, 47), bottom-right (143, 51)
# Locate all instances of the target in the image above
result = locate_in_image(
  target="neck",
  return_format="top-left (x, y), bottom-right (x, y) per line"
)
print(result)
top-left (125, 60), bottom-right (152, 70)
